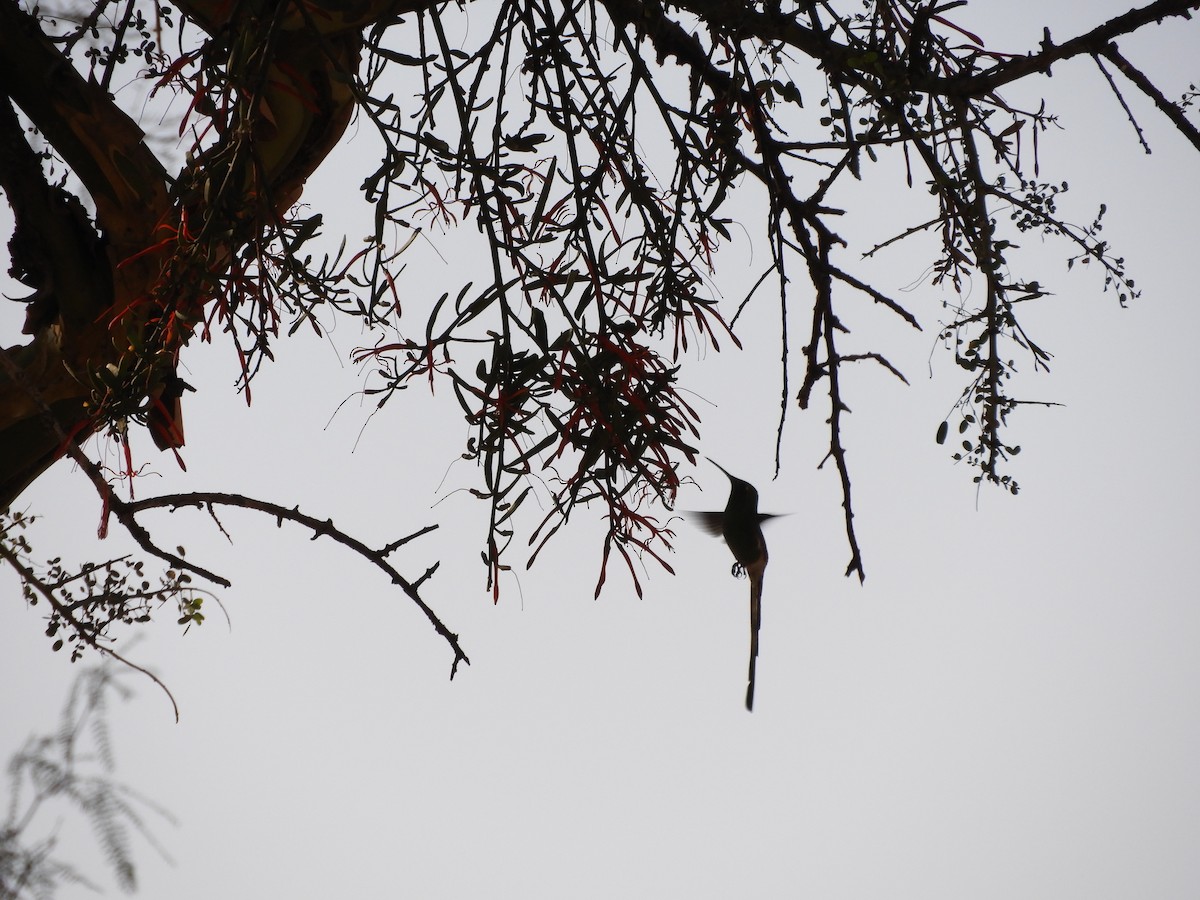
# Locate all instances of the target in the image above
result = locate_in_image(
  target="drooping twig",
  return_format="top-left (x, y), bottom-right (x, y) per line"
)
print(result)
top-left (0, 535), bottom-right (181, 722)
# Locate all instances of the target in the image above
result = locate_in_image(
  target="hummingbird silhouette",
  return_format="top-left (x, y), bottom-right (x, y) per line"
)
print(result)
top-left (689, 459), bottom-right (778, 711)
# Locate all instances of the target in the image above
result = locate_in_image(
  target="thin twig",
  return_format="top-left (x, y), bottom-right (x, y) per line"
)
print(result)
top-left (0, 537), bottom-right (180, 721)
top-left (1093, 53), bottom-right (1152, 153)
top-left (1101, 43), bottom-right (1200, 152)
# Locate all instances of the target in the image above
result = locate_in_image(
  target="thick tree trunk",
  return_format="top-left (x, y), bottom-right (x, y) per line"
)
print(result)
top-left (0, 1), bottom-right (422, 508)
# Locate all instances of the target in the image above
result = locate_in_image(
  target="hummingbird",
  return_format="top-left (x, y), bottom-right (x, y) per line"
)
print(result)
top-left (689, 459), bottom-right (777, 711)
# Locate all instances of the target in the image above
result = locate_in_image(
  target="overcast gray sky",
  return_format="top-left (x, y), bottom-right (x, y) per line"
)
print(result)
top-left (3, 2), bottom-right (1199, 898)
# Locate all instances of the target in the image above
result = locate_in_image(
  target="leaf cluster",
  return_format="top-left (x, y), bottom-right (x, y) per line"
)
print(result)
top-left (1, 660), bottom-right (174, 899)
top-left (0, 510), bottom-right (208, 663)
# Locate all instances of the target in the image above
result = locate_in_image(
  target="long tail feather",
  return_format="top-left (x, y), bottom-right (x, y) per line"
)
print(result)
top-left (745, 562), bottom-right (764, 711)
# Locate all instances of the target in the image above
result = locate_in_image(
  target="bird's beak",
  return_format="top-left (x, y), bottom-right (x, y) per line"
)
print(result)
top-left (706, 456), bottom-right (734, 481)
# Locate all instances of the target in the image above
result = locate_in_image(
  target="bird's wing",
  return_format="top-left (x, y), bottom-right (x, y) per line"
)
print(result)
top-left (684, 510), bottom-right (726, 537)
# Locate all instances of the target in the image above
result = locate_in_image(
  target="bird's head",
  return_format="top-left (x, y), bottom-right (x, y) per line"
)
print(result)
top-left (707, 457), bottom-right (759, 511)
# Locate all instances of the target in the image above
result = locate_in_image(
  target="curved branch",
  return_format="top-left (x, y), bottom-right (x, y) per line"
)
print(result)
top-left (123, 492), bottom-right (469, 678)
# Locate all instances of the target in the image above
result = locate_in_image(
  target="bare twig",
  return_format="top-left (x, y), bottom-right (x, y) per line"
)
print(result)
top-left (1093, 53), bottom-right (1153, 153)
top-left (124, 492), bottom-right (469, 678)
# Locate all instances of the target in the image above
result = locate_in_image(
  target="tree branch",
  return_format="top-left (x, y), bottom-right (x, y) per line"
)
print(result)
top-left (123, 492), bottom-right (469, 678)
top-left (943, 0), bottom-right (1199, 95)
top-left (0, 528), bottom-right (181, 721)
top-left (1100, 43), bottom-right (1200, 151)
